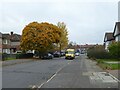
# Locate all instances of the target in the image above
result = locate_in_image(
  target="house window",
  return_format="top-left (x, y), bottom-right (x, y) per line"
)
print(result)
top-left (3, 49), bottom-right (10, 54)
top-left (3, 39), bottom-right (10, 44)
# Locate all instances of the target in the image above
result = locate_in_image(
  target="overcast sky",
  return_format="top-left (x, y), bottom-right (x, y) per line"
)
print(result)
top-left (0, 0), bottom-right (119, 44)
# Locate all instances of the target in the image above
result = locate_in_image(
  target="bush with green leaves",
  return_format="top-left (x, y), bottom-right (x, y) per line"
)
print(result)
top-left (87, 45), bottom-right (110, 59)
top-left (16, 53), bottom-right (33, 59)
top-left (108, 42), bottom-right (120, 59)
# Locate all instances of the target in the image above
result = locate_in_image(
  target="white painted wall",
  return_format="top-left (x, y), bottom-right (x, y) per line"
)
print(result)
top-left (0, 38), bottom-right (2, 53)
top-left (115, 35), bottom-right (120, 42)
top-left (118, 1), bottom-right (120, 21)
top-left (105, 41), bottom-right (113, 50)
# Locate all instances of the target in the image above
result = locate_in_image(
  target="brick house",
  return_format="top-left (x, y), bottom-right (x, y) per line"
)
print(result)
top-left (79, 44), bottom-right (96, 54)
top-left (2, 32), bottom-right (21, 54)
top-left (2, 34), bottom-right (11, 54)
top-left (10, 32), bottom-right (21, 54)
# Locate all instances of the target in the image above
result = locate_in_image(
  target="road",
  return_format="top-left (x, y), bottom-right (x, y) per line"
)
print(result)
top-left (2, 55), bottom-right (119, 88)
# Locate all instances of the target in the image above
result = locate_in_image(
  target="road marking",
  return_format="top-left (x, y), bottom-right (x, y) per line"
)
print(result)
top-left (89, 72), bottom-right (119, 83)
top-left (108, 73), bottom-right (120, 82)
top-left (38, 65), bottom-right (65, 88)
top-left (38, 83), bottom-right (44, 88)
top-left (46, 73), bottom-right (57, 83)
top-left (32, 85), bottom-right (37, 88)
top-left (31, 60), bottom-right (73, 89)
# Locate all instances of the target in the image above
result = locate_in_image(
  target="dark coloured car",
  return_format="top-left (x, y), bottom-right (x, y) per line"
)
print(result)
top-left (53, 52), bottom-right (61, 57)
top-left (41, 53), bottom-right (53, 59)
top-left (60, 52), bottom-right (65, 56)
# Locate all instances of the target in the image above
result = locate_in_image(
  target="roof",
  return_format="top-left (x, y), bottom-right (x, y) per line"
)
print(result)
top-left (79, 44), bottom-right (96, 48)
top-left (2, 34), bottom-right (11, 39)
top-left (104, 32), bottom-right (114, 42)
top-left (2, 32), bottom-right (21, 41)
top-left (10, 34), bottom-right (21, 42)
top-left (113, 22), bottom-right (120, 36)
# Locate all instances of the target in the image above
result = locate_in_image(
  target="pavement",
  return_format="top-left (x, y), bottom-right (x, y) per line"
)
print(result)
top-left (106, 70), bottom-right (119, 80)
top-left (2, 59), bottom-right (36, 67)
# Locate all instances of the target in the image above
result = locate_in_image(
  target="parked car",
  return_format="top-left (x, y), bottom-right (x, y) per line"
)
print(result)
top-left (75, 52), bottom-right (80, 56)
top-left (60, 52), bottom-right (65, 56)
top-left (53, 52), bottom-right (61, 57)
top-left (41, 53), bottom-right (53, 59)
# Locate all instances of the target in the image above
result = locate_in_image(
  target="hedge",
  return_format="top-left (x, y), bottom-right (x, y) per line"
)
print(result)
top-left (16, 53), bottom-right (33, 59)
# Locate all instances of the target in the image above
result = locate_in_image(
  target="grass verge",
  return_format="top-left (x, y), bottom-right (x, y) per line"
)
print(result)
top-left (5, 58), bottom-right (16, 61)
top-left (97, 59), bottom-right (120, 70)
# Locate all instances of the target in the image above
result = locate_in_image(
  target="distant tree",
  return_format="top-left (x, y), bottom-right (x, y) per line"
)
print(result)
top-left (57, 22), bottom-right (69, 51)
top-left (67, 41), bottom-right (74, 49)
top-left (20, 22), bottom-right (61, 53)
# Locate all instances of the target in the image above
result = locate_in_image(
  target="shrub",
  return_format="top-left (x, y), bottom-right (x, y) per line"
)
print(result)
top-left (16, 53), bottom-right (33, 59)
top-left (108, 42), bottom-right (120, 59)
top-left (87, 45), bottom-right (110, 59)
top-left (2, 53), bottom-right (16, 61)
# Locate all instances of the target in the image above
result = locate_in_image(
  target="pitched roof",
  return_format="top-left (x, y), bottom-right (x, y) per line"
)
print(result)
top-left (2, 32), bottom-right (21, 41)
top-left (79, 44), bottom-right (96, 48)
top-left (113, 22), bottom-right (120, 36)
top-left (104, 32), bottom-right (114, 42)
top-left (2, 34), bottom-right (11, 39)
top-left (10, 34), bottom-right (21, 41)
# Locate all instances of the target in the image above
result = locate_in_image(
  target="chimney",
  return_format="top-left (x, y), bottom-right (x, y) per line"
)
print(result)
top-left (11, 31), bottom-right (13, 35)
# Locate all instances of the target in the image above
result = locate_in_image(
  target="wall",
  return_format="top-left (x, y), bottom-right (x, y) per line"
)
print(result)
top-left (0, 38), bottom-right (2, 53)
top-left (11, 42), bottom-right (20, 46)
top-left (118, 1), bottom-right (120, 21)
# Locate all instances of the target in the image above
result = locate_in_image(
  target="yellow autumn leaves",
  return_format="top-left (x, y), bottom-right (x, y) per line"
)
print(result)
top-left (20, 22), bottom-right (68, 52)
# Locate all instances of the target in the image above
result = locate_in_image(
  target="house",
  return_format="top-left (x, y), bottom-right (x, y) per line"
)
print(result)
top-left (0, 32), bottom-right (2, 53)
top-left (104, 32), bottom-right (115, 50)
top-left (10, 32), bottom-right (21, 54)
top-left (79, 44), bottom-right (96, 54)
top-left (113, 22), bottom-right (120, 42)
top-left (2, 34), bottom-right (11, 54)
top-left (2, 32), bottom-right (21, 54)
top-left (118, 1), bottom-right (120, 21)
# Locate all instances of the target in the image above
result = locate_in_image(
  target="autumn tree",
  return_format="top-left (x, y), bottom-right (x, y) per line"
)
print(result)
top-left (57, 22), bottom-right (69, 51)
top-left (20, 22), bottom-right (61, 53)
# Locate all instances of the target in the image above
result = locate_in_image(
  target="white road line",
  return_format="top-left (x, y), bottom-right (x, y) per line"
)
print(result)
top-left (38, 83), bottom-right (44, 88)
top-left (108, 73), bottom-right (120, 82)
top-left (46, 74), bottom-right (57, 83)
top-left (33, 61), bottom-right (72, 89)
top-left (38, 65), bottom-right (65, 88)
top-left (32, 85), bottom-right (37, 88)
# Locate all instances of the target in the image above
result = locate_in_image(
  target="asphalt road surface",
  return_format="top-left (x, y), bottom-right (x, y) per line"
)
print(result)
top-left (2, 55), bottom-right (119, 88)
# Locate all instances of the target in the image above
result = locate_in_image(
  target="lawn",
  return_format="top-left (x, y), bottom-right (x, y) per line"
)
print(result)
top-left (4, 57), bottom-right (16, 61)
top-left (97, 59), bottom-right (120, 70)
